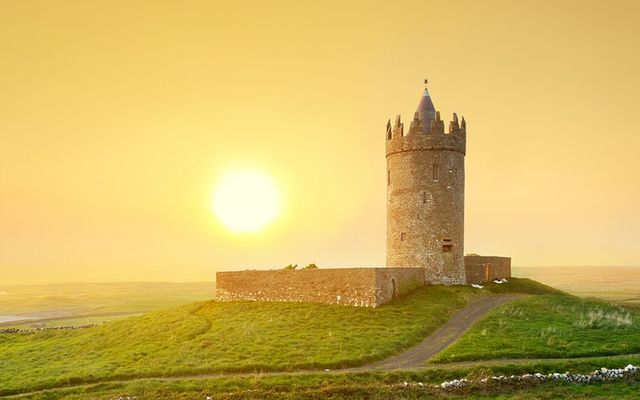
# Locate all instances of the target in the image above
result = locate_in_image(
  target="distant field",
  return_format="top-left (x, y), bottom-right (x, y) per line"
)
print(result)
top-left (0, 282), bottom-right (214, 329)
top-left (514, 266), bottom-right (640, 305)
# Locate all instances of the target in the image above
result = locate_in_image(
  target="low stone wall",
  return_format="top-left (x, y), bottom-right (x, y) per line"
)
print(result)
top-left (216, 267), bottom-right (424, 307)
top-left (373, 268), bottom-right (425, 304)
top-left (464, 256), bottom-right (511, 284)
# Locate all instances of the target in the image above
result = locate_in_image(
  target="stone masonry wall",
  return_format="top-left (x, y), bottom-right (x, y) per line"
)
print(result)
top-left (216, 268), bottom-right (425, 308)
top-left (374, 268), bottom-right (425, 305)
top-left (464, 256), bottom-right (511, 284)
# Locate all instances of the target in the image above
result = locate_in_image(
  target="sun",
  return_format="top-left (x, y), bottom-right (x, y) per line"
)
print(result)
top-left (213, 169), bottom-right (282, 233)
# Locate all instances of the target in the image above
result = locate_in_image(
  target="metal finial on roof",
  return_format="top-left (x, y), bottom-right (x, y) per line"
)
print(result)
top-left (417, 78), bottom-right (435, 121)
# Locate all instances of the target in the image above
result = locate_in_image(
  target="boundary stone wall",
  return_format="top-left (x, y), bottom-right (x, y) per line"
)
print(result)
top-left (464, 256), bottom-right (511, 284)
top-left (216, 268), bottom-right (424, 308)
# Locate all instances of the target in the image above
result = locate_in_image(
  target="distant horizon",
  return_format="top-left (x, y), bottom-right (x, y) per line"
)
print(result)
top-left (2, 265), bottom-right (640, 287)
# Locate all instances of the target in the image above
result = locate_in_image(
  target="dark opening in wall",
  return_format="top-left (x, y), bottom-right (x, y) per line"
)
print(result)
top-left (422, 192), bottom-right (427, 204)
top-left (400, 232), bottom-right (406, 242)
top-left (443, 238), bottom-right (452, 252)
top-left (432, 164), bottom-right (440, 181)
top-left (391, 278), bottom-right (398, 298)
top-left (387, 169), bottom-right (391, 186)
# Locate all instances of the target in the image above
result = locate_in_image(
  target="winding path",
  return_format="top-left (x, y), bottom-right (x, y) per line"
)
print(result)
top-left (361, 293), bottom-right (525, 370)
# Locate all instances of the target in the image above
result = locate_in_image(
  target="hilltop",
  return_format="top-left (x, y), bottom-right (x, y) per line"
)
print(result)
top-left (2, 278), bottom-right (640, 399)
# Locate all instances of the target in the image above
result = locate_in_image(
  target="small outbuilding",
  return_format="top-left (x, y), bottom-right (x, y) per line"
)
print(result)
top-left (464, 255), bottom-right (511, 284)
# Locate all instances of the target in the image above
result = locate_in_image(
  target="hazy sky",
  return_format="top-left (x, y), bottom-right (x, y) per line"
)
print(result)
top-left (2, 0), bottom-right (640, 285)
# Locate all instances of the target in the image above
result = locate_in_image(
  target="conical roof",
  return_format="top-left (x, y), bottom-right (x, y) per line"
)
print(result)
top-left (416, 87), bottom-right (436, 122)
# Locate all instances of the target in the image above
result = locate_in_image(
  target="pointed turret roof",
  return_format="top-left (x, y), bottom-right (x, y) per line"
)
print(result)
top-left (416, 84), bottom-right (436, 122)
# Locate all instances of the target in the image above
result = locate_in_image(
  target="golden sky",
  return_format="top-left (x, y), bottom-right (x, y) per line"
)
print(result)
top-left (2, 0), bottom-right (640, 284)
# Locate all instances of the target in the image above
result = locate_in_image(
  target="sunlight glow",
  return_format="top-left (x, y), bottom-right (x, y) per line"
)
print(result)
top-left (213, 169), bottom-right (281, 233)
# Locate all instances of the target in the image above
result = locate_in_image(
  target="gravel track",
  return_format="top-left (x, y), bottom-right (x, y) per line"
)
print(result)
top-left (360, 293), bottom-right (526, 370)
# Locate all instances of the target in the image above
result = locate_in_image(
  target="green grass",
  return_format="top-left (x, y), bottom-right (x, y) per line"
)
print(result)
top-left (1, 278), bottom-right (630, 398)
top-left (433, 294), bottom-right (640, 363)
top-left (0, 285), bottom-right (483, 395)
top-left (11, 360), bottom-right (640, 400)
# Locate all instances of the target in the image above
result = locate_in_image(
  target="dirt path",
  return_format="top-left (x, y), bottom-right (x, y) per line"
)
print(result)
top-left (361, 293), bottom-right (525, 370)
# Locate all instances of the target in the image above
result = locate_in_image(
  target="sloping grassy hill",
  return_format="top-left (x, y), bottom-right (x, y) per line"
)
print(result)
top-left (0, 285), bottom-right (484, 395)
top-left (433, 293), bottom-right (640, 363)
top-left (0, 278), bottom-right (603, 397)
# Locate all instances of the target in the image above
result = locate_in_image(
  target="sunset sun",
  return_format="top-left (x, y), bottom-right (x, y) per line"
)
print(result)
top-left (213, 169), bottom-right (282, 233)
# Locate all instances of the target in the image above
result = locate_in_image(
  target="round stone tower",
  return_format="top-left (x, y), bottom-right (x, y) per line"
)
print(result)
top-left (385, 81), bottom-right (467, 285)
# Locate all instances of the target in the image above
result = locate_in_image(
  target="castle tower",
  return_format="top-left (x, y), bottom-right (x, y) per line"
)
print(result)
top-left (385, 81), bottom-right (467, 285)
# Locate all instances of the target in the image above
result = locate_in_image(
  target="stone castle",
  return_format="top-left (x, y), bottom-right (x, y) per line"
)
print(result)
top-left (386, 82), bottom-right (466, 284)
top-left (216, 81), bottom-right (510, 307)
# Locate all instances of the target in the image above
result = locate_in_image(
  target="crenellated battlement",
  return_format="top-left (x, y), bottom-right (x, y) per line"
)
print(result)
top-left (385, 111), bottom-right (466, 157)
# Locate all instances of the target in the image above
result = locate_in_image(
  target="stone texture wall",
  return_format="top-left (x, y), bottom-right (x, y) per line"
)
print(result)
top-left (216, 268), bottom-right (424, 308)
top-left (373, 268), bottom-right (425, 304)
top-left (464, 256), bottom-right (511, 284)
top-left (386, 110), bottom-right (467, 285)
